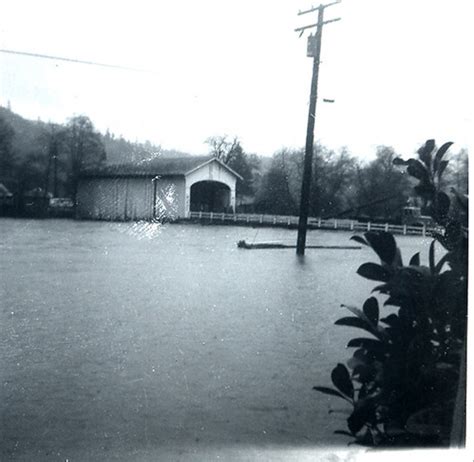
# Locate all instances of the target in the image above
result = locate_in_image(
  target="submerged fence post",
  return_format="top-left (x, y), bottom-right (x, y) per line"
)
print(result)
top-left (422, 224), bottom-right (426, 237)
top-left (385, 223), bottom-right (389, 232)
top-left (403, 224), bottom-right (407, 235)
top-left (367, 222), bottom-right (371, 231)
top-left (350, 220), bottom-right (354, 231)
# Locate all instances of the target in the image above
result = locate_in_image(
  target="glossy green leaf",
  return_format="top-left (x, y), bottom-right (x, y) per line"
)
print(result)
top-left (341, 305), bottom-right (386, 340)
top-left (372, 283), bottom-right (390, 294)
top-left (357, 263), bottom-right (391, 282)
top-left (414, 182), bottom-right (436, 199)
top-left (313, 386), bottom-right (351, 402)
top-left (364, 232), bottom-right (397, 265)
top-left (393, 247), bottom-right (404, 268)
top-left (393, 157), bottom-right (408, 166)
top-left (352, 364), bottom-right (376, 383)
top-left (347, 338), bottom-right (372, 348)
top-left (433, 141), bottom-right (453, 172)
top-left (347, 338), bottom-right (385, 354)
top-left (383, 296), bottom-right (399, 307)
top-left (429, 240), bottom-right (435, 274)
top-left (350, 235), bottom-right (367, 245)
top-left (417, 139), bottom-right (435, 168)
top-left (407, 159), bottom-right (429, 181)
top-left (335, 316), bottom-right (370, 330)
top-left (347, 410), bottom-right (365, 435)
top-left (347, 349), bottom-right (370, 370)
top-left (435, 191), bottom-right (450, 219)
top-left (348, 399), bottom-right (377, 435)
top-left (409, 252), bottom-right (420, 266)
top-left (432, 232), bottom-right (450, 250)
top-left (342, 305), bottom-right (371, 324)
top-left (380, 314), bottom-right (399, 327)
top-left (363, 297), bottom-right (379, 326)
top-left (331, 364), bottom-right (354, 399)
top-left (334, 430), bottom-right (354, 437)
top-left (438, 160), bottom-right (449, 179)
top-left (435, 253), bottom-right (449, 274)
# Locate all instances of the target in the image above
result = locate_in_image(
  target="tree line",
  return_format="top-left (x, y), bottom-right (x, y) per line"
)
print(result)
top-left (206, 135), bottom-right (468, 222)
top-left (0, 106), bottom-right (468, 221)
top-left (0, 108), bottom-right (105, 203)
top-left (0, 106), bottom-right (173, 205)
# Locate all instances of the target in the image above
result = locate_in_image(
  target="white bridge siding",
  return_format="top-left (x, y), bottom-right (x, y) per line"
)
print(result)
top-left (153, 177), bottom-right (186, 219)
top-left (185, 160), bottom-right (237, 216)
top-left (77, 177), bottom-right (186, 221)
top-left (76, 158), bottom-right (239, 221)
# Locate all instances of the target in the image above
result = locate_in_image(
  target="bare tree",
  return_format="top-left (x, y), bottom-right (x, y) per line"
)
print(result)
top-left (205, 135), bottom-right (239, 163)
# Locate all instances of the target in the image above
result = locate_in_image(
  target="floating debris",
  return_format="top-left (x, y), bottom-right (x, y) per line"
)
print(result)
top-left (237, 240), bottom-right (361, 250)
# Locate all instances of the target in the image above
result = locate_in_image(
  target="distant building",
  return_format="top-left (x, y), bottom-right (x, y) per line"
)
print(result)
top-left (76, 156), bottom-right (242, 221)
top-left (23, 187), bottom-right (52, 217)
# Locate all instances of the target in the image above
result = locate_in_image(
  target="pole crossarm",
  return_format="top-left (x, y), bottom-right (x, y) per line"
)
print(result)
top-left (298, 0), bottom-right (341, 16)
top-left (294, 17), bottom-right (341, 33)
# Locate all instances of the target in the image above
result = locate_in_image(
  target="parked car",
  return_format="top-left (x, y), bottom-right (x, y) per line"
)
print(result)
top-left (401, 206), bottom-right (433, 227)
top-left (49, 197), bottom-right (74, 218)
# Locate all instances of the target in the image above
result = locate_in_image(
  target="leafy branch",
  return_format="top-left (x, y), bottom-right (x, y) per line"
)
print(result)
top-left (314, 140), bottom-right (468, 447)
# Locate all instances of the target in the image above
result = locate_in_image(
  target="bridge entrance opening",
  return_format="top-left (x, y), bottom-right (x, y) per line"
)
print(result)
top-left (190, 181), bottom-right (230, 213)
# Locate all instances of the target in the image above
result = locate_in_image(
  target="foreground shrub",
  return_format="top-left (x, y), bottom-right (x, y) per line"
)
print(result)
top-left (314, 140), bottom-right (467, 446)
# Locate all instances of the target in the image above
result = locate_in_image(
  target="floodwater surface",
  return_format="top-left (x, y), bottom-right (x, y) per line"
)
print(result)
top-left (0, 219), bottom-right (433, 461)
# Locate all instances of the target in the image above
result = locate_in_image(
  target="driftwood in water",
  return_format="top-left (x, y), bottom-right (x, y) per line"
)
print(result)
top-left (237, 240), bottom-right (361, 250)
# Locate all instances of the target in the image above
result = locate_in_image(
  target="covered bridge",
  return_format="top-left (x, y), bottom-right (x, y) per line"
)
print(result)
top-left (76, 156), bottom-right (242, 221)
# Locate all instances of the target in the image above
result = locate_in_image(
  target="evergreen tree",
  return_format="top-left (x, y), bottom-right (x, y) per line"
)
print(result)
top-left (255, 152), bottom-right (297, 215)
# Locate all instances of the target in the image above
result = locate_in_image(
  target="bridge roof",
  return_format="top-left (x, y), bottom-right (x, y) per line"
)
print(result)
top-left (80, 156), bottom-right (241, 179)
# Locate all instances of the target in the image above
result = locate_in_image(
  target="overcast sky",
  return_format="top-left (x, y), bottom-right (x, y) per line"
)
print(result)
top-left (1, 0), bottom-right (473, 159)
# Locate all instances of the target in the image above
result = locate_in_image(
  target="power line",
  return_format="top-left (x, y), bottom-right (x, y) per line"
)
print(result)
top-left (0, 48), bottom-right (151, 73)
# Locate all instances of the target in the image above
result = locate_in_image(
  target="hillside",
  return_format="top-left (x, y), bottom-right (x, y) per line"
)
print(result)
top-left (0, 106), bottom-right (190, 165)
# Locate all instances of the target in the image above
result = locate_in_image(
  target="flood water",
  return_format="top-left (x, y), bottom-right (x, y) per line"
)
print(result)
top-left (0, 218), bottom-right (433, 461)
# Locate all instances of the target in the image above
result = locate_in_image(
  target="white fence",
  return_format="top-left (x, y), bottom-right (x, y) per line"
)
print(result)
top-left (186, 211), bottom-right (432, 236)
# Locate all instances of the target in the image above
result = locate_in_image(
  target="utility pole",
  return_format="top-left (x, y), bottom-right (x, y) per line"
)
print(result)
top-left (52, 139), bottom-right (59, 197)
top-left (44, 128), bottom-right (59, 199)
top-left (295, 1), bottom-right (341, 255)
top-left (46, 125), bottom-right (60, 197)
